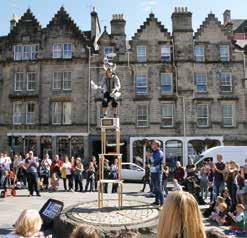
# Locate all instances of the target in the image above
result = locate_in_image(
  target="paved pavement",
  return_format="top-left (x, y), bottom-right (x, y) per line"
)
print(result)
top-left (0, 182), bottom-right (151, 237)
top-left (0, 182), bottom-right (239, 238)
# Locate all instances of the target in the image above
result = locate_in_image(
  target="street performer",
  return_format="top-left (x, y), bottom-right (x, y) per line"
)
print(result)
top-left (91, 57), bottom-right (121, 118)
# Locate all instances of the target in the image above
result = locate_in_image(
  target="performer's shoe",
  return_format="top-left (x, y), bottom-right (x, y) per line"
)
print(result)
top-left (151, 201), bottom-right (160, 206)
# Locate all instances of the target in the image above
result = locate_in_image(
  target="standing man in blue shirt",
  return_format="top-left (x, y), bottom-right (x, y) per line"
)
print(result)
top-left (150, 140), bottom-right (164, 206)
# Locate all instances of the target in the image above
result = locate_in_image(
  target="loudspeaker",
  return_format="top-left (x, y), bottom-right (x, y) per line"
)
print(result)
top-left (39, 198), bottom-right (64, 226)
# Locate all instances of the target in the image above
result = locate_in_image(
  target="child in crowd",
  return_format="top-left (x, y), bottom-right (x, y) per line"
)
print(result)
top-left (140, 162), bottom-right (151, 192)
top-left (228, 204), bottom-right (246, 231)
top-left (39, 178), bottom-right (44, 191)
top-left (6, 209), bottom-right (46, 238)
top-left (49, 173), bottom-right (59, 192)
top-left (172, 179), bottom-right (183, 191)
top-left (210, 202), bottom-right (228, 225)
top-left (204, 195), bottom-right (225, 217)
top-left (70, 224), bottom-right (99, 238)
top-left (117, 231), bottom-right (140, 238)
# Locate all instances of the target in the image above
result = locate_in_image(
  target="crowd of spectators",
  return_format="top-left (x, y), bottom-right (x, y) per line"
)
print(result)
top-left (0, 151), bottom-right (121, 196)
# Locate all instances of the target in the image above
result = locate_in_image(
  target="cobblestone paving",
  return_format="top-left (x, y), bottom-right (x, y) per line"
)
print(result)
top-left (67, 199), bottom-right (159, 227)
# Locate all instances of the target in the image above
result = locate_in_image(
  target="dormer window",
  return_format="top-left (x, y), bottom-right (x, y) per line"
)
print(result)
top-left (64, 43), bottom-right (73, 58)
top-left (14, 45), bottom-right (22, 61)
top-left (53, 43), bottom-right (73, 59)
top-left (14, 44), bottom-right (38, 61)
top-left (53, 44), bottom-right (63, 58)
top-left (136, 46), bottom-right (146, 62)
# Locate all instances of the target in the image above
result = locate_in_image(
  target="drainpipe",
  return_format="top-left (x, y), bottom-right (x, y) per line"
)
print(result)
top-left (171, 38), bottom-right (178, 96)
top-left (87, 46), bottom-right (91, 135)
top-left (243, 51), bottom-right (246, 79)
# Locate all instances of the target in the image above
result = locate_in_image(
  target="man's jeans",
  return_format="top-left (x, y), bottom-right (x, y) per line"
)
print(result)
top-left (213, 181), bottom-right (225, 201)
top-left (151, 172), bottom-right (164, 205)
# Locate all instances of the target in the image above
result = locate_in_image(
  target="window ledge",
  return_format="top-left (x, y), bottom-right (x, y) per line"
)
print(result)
top-left (136, 126), bottom-right (150, 129)
top-left (9, 94), bottom-right (39, 99)
top-left (221, 125), bottom-right (237, 129)
top-left (192, 97), bottom-right (214, 101)
top-left (218, 96), bottom-right (239, 101)
top-left (133, 95), bottom-right (151, 101)
top-left (197, 126), bottom-right (210, 129)
top-left (195, 91), bottom-right (208, 94)
top-left (159, 95), bottom-right (177, 101)
top-left (194, 60), bottom-right (205, 63)
top-left (160, 126), bottom-right (175, 129)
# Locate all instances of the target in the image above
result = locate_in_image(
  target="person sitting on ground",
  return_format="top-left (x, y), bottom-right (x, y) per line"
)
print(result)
top-left (5, 209), bottom-right (45, 238)
top-left (116, 231), bottom-right (140, 238)
top-left (70, 224), bottom-right (99, 238)
top-left (204, 196), bottom-right (225, 218)
top-left (205, 228), bottom-right (228, 238)
top-left (221, 189), bottom-right (232, 211)
top-left (172, 178), bottom-right (183, 191)
top-left (157, 191), bottom-right (206, 238)
top-left (209, 202), bottom-right (228, 225)
top-left (228, 203), bottom-right (246, 231)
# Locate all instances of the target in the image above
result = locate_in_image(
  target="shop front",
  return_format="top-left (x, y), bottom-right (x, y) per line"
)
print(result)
top-left (7, 132), bottom-right (88, 160)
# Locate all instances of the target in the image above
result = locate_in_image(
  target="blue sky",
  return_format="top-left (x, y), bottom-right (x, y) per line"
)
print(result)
top-left (0, 0), bottom-right (246, 39)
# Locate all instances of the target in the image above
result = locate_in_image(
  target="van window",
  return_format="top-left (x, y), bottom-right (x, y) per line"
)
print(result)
top-left (196, 157), bottom-right (213, 168)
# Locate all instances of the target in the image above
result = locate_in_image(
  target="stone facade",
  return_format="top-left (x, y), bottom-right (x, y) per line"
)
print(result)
top-left (0, 6), bottom-right (246, 165)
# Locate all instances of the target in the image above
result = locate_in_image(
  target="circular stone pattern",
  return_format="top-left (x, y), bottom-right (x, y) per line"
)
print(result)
top-left (65, 199), bottom-right (159, 228)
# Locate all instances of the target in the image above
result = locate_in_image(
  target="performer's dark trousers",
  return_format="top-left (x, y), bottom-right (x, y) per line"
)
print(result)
top-left (102, 92), bottom-right (118, 108)
top-left (151, 172), bottom-right (164, 205)
top-left (26, 172), bottom-right (39, 195)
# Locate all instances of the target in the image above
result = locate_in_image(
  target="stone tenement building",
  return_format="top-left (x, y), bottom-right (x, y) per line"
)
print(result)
top-left (0, 7), bottom-right (246, 166)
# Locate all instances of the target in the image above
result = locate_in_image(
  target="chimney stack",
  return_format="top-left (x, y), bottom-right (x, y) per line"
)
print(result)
top-left (172, 7), bottom-right (192, 32)
top-left (10, 15), bottom-right (18, 31)
top-left (110, 14), bottom-right (126, 36)
top-left (223, 9), bottom-right (231, 25)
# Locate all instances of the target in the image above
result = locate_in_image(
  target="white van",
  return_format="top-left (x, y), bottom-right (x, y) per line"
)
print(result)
top-left (195, 146), bottom-right (247, 166)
